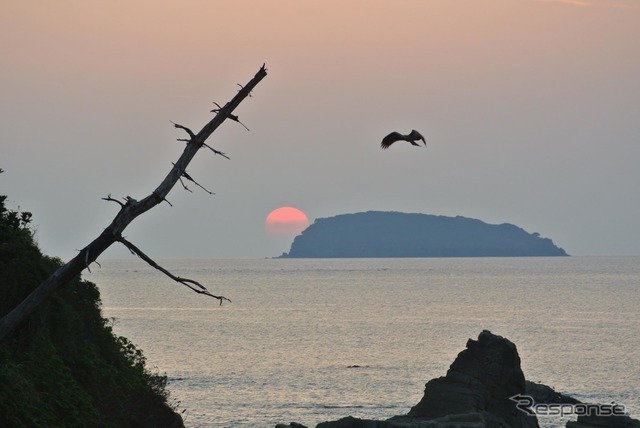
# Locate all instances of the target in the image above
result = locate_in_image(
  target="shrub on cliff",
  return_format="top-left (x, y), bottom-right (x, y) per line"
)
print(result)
top-left (0, 188), bottom-right (183, 427)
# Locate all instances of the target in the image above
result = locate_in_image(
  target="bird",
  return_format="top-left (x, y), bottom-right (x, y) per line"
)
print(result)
top-left (380, 129), bottom-right (426, 150)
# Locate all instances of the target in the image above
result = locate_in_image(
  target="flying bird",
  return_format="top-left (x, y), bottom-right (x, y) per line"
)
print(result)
top-left (380, 129), bottom-right (426, 150)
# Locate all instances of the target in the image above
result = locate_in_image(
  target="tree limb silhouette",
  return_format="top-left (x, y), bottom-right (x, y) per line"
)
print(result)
top-left (172, 163), bottom-right (215, 195)
top-left (0, 64), bottom-right (267, 342)
top-left (117, 236), bottom-right (230, 303)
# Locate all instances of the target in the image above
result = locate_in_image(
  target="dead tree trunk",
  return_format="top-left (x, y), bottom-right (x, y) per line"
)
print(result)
top-left (0, 64), bottom-right (268, 343)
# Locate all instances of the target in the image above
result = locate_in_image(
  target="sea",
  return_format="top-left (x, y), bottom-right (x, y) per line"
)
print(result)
top-left (89, 256), bottom-right (640, 428)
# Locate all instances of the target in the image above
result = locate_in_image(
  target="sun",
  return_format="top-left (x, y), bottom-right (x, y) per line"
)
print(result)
top-left (265, 206), bottom-right (309, 237)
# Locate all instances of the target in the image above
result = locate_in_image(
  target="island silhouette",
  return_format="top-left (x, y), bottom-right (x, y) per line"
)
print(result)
top-left (279, 211), bottom-right (567, 258)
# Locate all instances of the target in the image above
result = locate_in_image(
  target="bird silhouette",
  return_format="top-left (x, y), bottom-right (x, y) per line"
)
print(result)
top-left (380, 129), bottom-right (426, 150)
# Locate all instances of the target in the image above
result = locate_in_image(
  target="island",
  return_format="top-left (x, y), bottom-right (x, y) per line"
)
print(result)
top-left (280, 211), bottom-right (567, 258)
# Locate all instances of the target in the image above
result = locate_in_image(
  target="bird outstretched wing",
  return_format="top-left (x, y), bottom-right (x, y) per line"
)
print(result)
top-left (408, 129), bottom-right (426, 146)
top-left (381, 129), bottom-right (427, 149)
top-left (380, 131), bottom-right (403, 149)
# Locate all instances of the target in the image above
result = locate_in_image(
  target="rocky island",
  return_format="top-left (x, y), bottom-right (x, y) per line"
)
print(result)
top-left (280, 211), bottom-right (567, 258)
top-left (277, 330), bottom-right (639, 428)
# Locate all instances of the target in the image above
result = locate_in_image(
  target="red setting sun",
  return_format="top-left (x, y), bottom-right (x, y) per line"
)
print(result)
top-left (265, 206), bottom-right (309, 237)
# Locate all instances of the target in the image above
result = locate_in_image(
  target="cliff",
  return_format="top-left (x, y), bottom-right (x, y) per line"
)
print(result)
top-left (0, 191), bottom-right (183, 427)
top-left (282, 211), bottom-right (567, 258)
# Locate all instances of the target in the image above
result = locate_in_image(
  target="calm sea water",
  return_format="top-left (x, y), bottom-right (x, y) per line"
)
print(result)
top-left (89, 257), bottom-right (640, 428)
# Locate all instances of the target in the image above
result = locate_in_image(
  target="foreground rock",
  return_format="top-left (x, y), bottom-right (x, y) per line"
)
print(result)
top-left (406, 330), bottom-right (538, 427)
top-left (301, 330), bottom-right (639, 428)
top-left (524, 381), bottom-right (580, 405)
top-left (316, 413), bottom-right (520, 427)
top-left (313, 330), bottom-right (538, 428)
top-left (566, 415), bottom-right (640, 427)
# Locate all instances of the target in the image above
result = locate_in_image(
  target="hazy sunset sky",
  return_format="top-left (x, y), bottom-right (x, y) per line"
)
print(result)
top-left (2, 0), bottom-right (639, 259)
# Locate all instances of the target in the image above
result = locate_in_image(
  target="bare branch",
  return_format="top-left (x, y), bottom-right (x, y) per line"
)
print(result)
top-left (172, 163), bottom-right (215, 195)
top-left (234, 118), bottom-right (250, 131)
top-left (202, 143), bottom-right (231, 160)
top-left (154, 193), bottom-right (174, 208)
top-left (84, 248), bottom-right (92, 273)
top-left (102, 194), bottom-right (125, 208)
top-left (74, 248), bottom-right (102, 273)
top-left (237, 83), bottom-right (252, 97)
top-left (212, 102), bottom-right (250, 131)
top-left (185, 176), bottom-right (215, 195)
top-left (0, 64), bottom-right (267, 341)
top-left (117, 236), bottom-right (230, 304)
top-left (171, 121), bottom-right (196, 140)
top-left (177, 176), bottom-right (193, 193)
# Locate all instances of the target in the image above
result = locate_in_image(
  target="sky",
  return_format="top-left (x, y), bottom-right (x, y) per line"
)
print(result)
top-left (1, 0), bottom-right (639, 259)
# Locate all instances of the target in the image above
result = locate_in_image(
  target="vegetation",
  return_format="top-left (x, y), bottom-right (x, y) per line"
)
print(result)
top-left (0, 183), bottom-right (183, 427)
top-left (283, 211), bottom-right (568, 258)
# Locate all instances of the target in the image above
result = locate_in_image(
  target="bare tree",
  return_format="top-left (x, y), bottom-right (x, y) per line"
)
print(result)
top-left (0, 64), bottom-right (268, 342)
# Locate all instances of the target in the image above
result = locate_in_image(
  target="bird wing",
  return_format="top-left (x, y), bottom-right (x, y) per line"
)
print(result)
top-left (381, 131), bottom-right (403, 149)
top-left (409, 129), bottom-right (426, 146)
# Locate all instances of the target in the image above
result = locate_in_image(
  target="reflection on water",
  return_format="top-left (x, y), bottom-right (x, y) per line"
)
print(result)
top-left (90, 257), bottom-right (640, 428)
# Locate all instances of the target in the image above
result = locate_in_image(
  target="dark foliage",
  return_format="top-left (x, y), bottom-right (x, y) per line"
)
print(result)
top-left (0, 184), bottom-right (183, 427)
